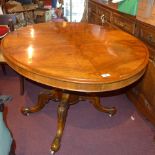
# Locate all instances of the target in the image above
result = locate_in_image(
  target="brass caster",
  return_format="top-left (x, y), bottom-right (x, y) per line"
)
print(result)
top-left (52, 98), bottom-right (59, 102)
top-left (109, 114), bottom-right (112, 117)
top-left (51, 137), bottom-right (60, 153)
top-left (21, 107), bottom-right (30, 116)
top-left (50, 150), bottom-right (55, 155)
top-left (108, 108), bottom-right (117, 117)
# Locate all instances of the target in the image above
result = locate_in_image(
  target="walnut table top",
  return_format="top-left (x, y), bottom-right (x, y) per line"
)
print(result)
top-left (1, 22), bottom-right (149, 92)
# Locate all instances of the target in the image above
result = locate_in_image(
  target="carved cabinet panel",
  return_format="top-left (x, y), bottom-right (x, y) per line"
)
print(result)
top-left (127, 60), bottom-right (155, 125)
top-left (137, 23), bottom-right (155, 48)
top-left (111, 13), bottom-right (136, 35)
top-left (138, 61), bottom-right (155, 108)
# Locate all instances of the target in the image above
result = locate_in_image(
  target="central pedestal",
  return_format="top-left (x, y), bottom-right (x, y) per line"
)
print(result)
top-left (21, 89), bottom-right (117, 154)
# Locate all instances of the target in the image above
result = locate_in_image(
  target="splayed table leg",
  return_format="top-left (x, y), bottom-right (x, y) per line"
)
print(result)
top-left (51, 92), bottom-right (70, 153)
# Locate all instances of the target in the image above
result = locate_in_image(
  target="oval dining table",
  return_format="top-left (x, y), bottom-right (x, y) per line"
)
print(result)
top-left (1, 22), bottom-right (149, 154)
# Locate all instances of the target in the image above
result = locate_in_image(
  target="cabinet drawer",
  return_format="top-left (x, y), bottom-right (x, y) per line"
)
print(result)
top-left (112, 13), bottom-right (136, 34)
top-left (148, 46), bottom-right (155, 61)
top-left (138, 25), bottom-right (155, 48)
top-left (96, 6), bottom-right (111, 22)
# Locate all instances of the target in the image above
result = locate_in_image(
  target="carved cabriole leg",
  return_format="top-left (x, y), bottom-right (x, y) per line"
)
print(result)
top-left (21, 89), bottom-right (117, 154)
top-left (89, 97), bottom-right (117, 116)
top-left (21, 90), bottom-right (57, 115)
top-left (51, 93), bottom-right (70, 154)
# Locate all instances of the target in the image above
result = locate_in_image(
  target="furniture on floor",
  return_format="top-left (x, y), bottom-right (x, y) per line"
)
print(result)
top-left (4, 0), bottom-right (38, 25)
top-left (1, 22), bottom-right (149, 154)
top-left (0, 25), bottom-right (9, 75)
top-left (0, 15), bottom-right (25, 95)
top-left (7, 7), bottom-right (37, 25)
top-left (0, 95), bottom-right (15, 155)
top-left (88, 0), bottom-right (155, 126)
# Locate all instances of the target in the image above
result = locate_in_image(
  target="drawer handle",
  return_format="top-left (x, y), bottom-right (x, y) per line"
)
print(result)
top-left (147, 35), bottom-right (155, 43)
top-left (101, 14), bottom-right (105, 25)
top-left (115, 19), bottom-right (126, 28)
top-left (118, 21), bottom-right (126, 28)
top-left (120, 23), bottom-right (126, 28)
top-left (151, 56), bottom-right (155, 64)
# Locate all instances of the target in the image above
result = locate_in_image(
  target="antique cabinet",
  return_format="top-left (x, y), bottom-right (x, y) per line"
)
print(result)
top-left (88, 0), bottom-right (155, 125)
top-left (128, 21), bottom-right (155, 125)
top-left (88, 0), bottom-right (136, 34)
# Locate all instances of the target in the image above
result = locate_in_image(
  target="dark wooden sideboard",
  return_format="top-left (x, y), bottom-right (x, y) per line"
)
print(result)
top-left (88, 0), bottom-right (155, 125)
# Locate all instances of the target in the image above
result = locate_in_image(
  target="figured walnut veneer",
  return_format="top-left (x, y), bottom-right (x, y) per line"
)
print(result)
top-left (1, 22), bottom-right (148, 92)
